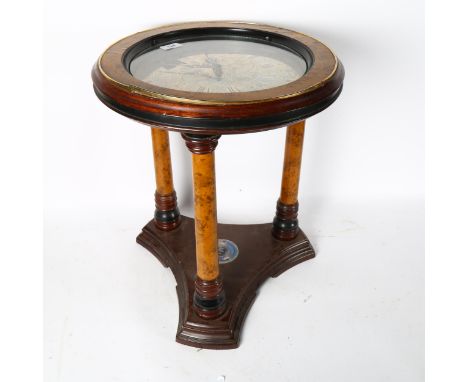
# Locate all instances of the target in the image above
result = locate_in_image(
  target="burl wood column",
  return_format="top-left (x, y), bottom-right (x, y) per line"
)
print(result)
top-left (272, 120), bottom-right (306, 240)
top-left (182, 133), bottom-right (226, 319)
top-left (150, 127), bottom-right (180, 230)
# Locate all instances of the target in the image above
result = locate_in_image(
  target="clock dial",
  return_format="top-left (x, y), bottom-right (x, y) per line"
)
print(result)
top-left (129, 40), bottom-right (308, 93)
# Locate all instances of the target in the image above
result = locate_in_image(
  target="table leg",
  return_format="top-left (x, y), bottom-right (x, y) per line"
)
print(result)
top-left (151, 127), bottom-right (180, 230)
top-left (182, 134), bottom-right (226, 319)
top-left (272, 120), bottom-right (306, 240)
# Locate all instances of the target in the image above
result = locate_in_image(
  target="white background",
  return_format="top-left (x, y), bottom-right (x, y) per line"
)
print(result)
top-left (43, 1), bottom-right (424, 381)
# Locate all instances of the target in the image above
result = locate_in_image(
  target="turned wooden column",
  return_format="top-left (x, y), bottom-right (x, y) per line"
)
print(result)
top-left (272, 120), bottom-right (306, 240)
top-left (182, 133), bottom-right (226, 319)
top-left (150, 127), bottom-right (180, 230)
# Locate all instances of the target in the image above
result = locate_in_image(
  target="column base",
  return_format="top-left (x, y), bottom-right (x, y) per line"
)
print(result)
top-left (154, 191), bottom-right (181, 231)
top-left (193, 276), bottom-right (226, 319)
top-left (272, 200), bottom-right (299, 240)
top-left (136, 215), bottom-right (315, 350)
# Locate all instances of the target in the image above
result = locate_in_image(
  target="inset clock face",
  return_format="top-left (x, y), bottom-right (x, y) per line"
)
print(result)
top-left (130, 40), bottom-right (308, 93)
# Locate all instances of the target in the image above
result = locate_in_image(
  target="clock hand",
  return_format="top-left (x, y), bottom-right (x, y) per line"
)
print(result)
top-left (156, 70), bottom-right (214, 79)
top-left (227, 85), bottom-right (240, 93)
top-left (162, 59), bottom-right (208, 70)
top-left (204, 55), bottom-right (223, 80)
top-left (177, 59), bottom-right (213, 70)
top-left (211, 62), bottom-right (223, 80)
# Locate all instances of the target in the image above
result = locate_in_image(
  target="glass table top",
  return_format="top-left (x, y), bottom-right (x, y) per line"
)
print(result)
top-left (129, 39), bottom-right (308, 93)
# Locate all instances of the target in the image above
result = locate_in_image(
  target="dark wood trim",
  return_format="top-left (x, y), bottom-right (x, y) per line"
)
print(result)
top-left (92, 83), bottom-right (343, 134)
top-left (182, 133), bottom-right (221, 154)
top-left (193, 276), bottom-right (226, 319)
top-left (154, 191), bottom-right (180, 231)
top-left (272, 200), bottom-right (299, 240)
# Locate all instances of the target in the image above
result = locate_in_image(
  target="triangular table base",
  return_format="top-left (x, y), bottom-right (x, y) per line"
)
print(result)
top-left (136, 216), bottom-right (315, 349)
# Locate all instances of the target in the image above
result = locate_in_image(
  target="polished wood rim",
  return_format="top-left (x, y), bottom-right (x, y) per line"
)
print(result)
top-left (91, 21), bottom-right (345, 133)
top-left (97, 21), bottom-right (338, 104)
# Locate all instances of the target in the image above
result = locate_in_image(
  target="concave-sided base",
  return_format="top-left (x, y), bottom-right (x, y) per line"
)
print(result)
top-left (136, 215), bottom-right (315, 349)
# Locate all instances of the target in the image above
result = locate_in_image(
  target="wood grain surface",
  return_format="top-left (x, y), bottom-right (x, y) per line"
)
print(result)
top-left (280, 121), bottom-right (305, 205)
top-left (151, 127), bottom-right (175, 195)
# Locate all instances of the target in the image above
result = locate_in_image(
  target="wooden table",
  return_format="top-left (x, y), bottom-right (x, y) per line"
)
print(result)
top-left (92, 21), bottom-right (344, 349)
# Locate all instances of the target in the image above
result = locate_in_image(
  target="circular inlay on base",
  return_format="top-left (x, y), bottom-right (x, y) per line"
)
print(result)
top-left (218, 239), bottom-right (239, 264)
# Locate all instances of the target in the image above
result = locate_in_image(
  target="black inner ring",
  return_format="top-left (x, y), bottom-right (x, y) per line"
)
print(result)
top-left (122, 27), bottom-right (314, 75)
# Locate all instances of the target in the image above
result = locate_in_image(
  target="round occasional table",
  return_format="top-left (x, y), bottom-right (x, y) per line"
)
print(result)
top-left (92, 21), bottom-right (344, 349)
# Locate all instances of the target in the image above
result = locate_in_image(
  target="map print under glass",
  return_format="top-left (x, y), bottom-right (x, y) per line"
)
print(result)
top-left (130, 40), bottom-right (308, 93)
